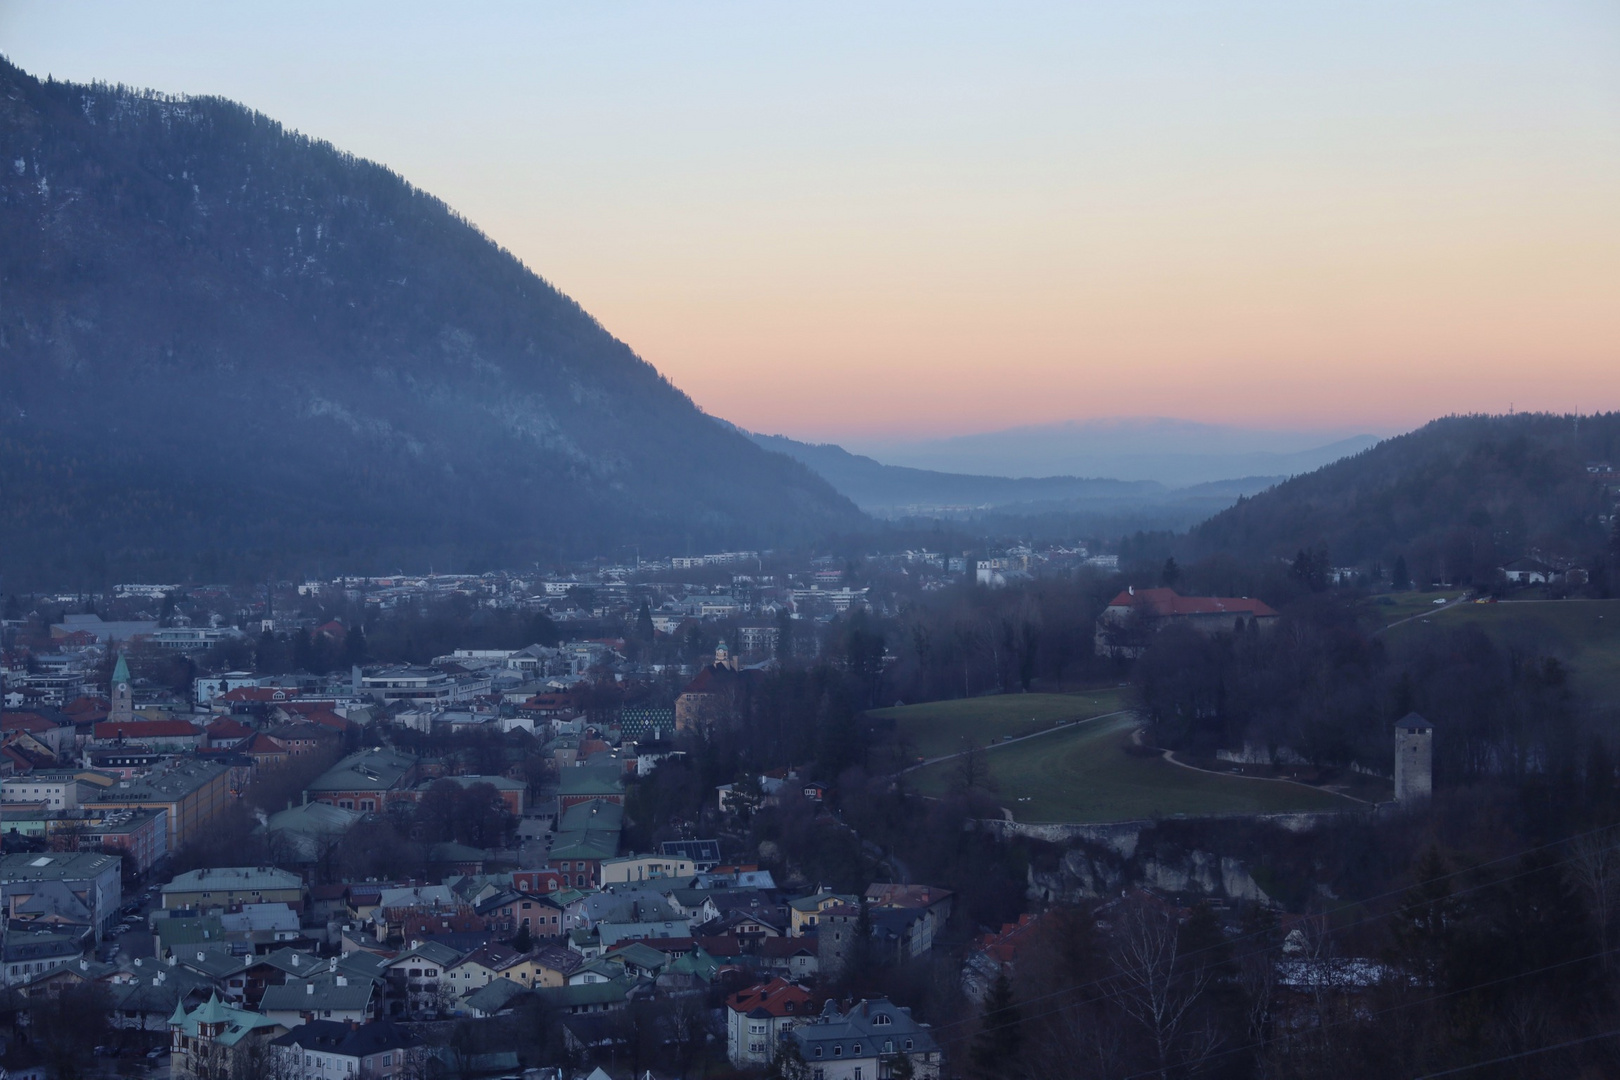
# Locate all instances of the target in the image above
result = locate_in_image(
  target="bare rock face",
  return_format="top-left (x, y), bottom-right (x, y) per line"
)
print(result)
top-left (1029, 828), bottom-right (1271, 906)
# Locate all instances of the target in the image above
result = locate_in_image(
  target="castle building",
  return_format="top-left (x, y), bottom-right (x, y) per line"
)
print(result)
top-left (1395, 713), bottom-right (1434, 803)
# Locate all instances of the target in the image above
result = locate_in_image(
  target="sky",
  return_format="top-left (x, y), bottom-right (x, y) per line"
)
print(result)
top-left (3, 2), bottom-right (1618, 442)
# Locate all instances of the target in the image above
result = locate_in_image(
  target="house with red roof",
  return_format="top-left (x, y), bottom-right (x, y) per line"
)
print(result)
top-left (205, 717), bottom-right (254, 749)
top-left (726, 976), bottom-right (814, 1068)
top-left (961, 912), bottom-right (1045, 1002)
top-left (91, 718), bottom-right (205, 751)
top-left (1094, 586), bottom-right (1280, 658)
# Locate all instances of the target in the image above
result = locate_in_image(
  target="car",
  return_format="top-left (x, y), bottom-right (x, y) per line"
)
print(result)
top-left (1432, 598), bottom-right (1447, 605)
top-left (147, 1048), bottom-right (167, 1060)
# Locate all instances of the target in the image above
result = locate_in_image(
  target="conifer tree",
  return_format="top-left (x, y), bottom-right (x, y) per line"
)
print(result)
top-left (970, 972), bottom-right (1024, 1079)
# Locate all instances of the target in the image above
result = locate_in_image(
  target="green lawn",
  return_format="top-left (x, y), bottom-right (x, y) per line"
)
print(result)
top-left (908, 714), bottom-right (1361, 823)
top-left (868, 689), bottom-right (1128, 762)
top-left (1383, 598), bottom-right (1620, 704)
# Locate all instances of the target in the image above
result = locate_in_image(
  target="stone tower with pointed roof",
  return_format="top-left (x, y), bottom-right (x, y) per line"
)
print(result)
top-left (110, 652), bottom-right (133, 725)
top-left (1394, 713), bottom-right (1433, 803)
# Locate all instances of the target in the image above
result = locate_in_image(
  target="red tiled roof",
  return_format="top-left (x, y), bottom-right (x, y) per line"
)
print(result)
top-left (301, 709), bottom-right (351, 731)
top-left (2, 713), bottom-right (61, 733)
top-left (221, 687), bottom-right (290, 703)
top-left (973, 912), bottom-right (1042, 967)
top-left (726, 976), bottom-right (813, 1017)
top-left (280, 700), bottom-right (338, 715)
top-left (93, 719), bottom-right (203, 739)
top-left (62, 696), bottom-right (110, 717)
top-left (1107, 587), bottom-right (1279, 619)
top-left (205, 718), bottom-right (253, 738)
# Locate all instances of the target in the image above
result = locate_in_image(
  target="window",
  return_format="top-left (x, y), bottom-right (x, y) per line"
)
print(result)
top-left (904, 1039), bottom-right (913, 1051)
top-left (853, 1044), bottom-right (861, 1055)
top-left (814, 1046), bottom-right (823, 1058)
top-left (874, 1014), bottom-right (891, 1026)
top-left (834, 1045), bottom-right (843, 1057)
top-left (854, 1070), bottom-right (863, 1080)
top-left (382, 1056), bottom-right (392, 1067)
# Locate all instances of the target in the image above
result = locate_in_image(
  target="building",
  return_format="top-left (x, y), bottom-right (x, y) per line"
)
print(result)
top-left (271, 1020), bottom-right (426, 1080)
top-left (674, 660), bottom-right (760, 732)
top-left (1501, 557), bottom-right (1557, 584)
top-left (304, 748), bottom-right (419, 812)
top-left (413, 774), bottom-right (527, 816)
top-left (89, 757), bottom-right (232, 849)
top-left (260, 977), bottom-right (378, 1027)
top-left (598, 853), bottom-right (696, 885)
top-left (961, 912), bottom-right (1043, 1003)
top-left (361, 666), bottom-right (490, 705)
top-left (151, 627), bottom-right (241, 654)
top-left (78, 806), bottom-right (169, 873)
top-left (726, 977), bottom-right (814, 1068)
top-left (110, 651), bottom-right (134, 725)
top-left (557, 767), bottom-right (625, 811)
top-left (168, 993), bottom-right (286, 1079)
top-left (1395, 713), bottom-right (1434, 803)
top-left (0, 850), bottom-right (122, 936)
top-left (1, 769), bottom-right (103, 811)
top-left (91, 718), bottom-right (206, 751)
top-left (863, 883), bottom-right (953, 954)
top-left (162, 866), bottom-right (306, 914)
top-left (1094, 586), bottom-right (1281, 658)
top-left (3, 928), bottom-right (84, 987)
top-left (787, 997), bottom-right (943, 1080)
top-left (384, 940), bottom-right (463, 1016)
top-left (789, 888), bottom-right (858, 937)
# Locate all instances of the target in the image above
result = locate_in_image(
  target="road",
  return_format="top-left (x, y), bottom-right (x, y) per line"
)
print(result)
top-left (1373, 595), bottom-right (1471, 635)
top-left (897, 709), bottom-right (1132, 775)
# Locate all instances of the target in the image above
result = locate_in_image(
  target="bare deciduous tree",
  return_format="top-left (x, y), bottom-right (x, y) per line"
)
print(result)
top-left (1107, 903), bottom-right (1214, 1080)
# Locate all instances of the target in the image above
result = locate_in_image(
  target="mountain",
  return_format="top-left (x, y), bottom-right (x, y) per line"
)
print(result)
top-left (0, 60), bottom-right (863, 588)
top-left (746, 430), bottom-right (1282, 528)
top-left (1187, 413), bottom-right (1620, 583)
top-left (849, 418), bottom-right (1383, 486)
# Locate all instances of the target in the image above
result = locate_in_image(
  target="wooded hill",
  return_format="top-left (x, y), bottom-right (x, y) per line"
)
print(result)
top-left (1188, 413), bottom-right (1620, 585)
top-left (0, 59), bottom-right (862, 588)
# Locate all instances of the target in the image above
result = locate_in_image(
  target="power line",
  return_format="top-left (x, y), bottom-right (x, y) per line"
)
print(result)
top-left (1106, 945), bottom-right (1616, 1080)
top-left (1410, 1026), bottom-right (1620, 1079)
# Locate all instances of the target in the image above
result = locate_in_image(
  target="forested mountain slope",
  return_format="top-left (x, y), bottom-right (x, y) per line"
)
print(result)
top-left (1188, 413), bottom-right (1619, 584)
top-left (0, 60), bottom-right (862, 588)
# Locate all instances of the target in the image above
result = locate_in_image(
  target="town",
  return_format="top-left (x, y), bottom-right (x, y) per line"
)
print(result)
top-left (3, 503), bottom-right (1617, 1080)
top-left (0, 546), bottom-right (1096, 1080)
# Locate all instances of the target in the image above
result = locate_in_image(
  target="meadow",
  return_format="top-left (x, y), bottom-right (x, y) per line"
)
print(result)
top-left (868, 689), bottom-right (1129, 762)
top-left (1383, 597), bottom-right (1620, 703)
top-left (907, 713), bottom-right (1361, 823)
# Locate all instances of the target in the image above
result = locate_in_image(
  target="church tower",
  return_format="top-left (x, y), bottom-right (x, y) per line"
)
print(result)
top-left (1394, 712), bottom-right (1433, 803)
top-left (110, 651), bottom-right (134, 725)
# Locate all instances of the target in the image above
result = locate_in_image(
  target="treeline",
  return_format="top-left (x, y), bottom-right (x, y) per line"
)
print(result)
top-left (1185, 413), bottom-right (1620, 584)
top-left (1131, 590), bottom-right (1593, 784)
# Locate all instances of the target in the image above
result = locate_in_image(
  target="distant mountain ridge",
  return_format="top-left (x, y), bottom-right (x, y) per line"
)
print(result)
top-left (1187, 413), bottom-right (1620, 583)
top-left (746, 430), bottom-right (1283, 523)
top-left (851, 418), bottom-right (1383, 486)
top-left (0, 59), bottom-right (863, 588)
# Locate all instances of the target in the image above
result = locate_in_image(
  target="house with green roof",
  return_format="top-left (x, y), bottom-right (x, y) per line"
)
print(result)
top-left (303, 748), bottom-right (419, 812)
top-left (533, 974), bottom-right (645, 1015)
top-left (169, 993), bottom-right (286, 1079)
top-left (557, 766), bottom-right (625, 810)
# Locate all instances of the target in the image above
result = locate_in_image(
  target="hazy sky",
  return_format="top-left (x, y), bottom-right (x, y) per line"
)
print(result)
top-left (4, 2), bottom-right (1618, 441)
